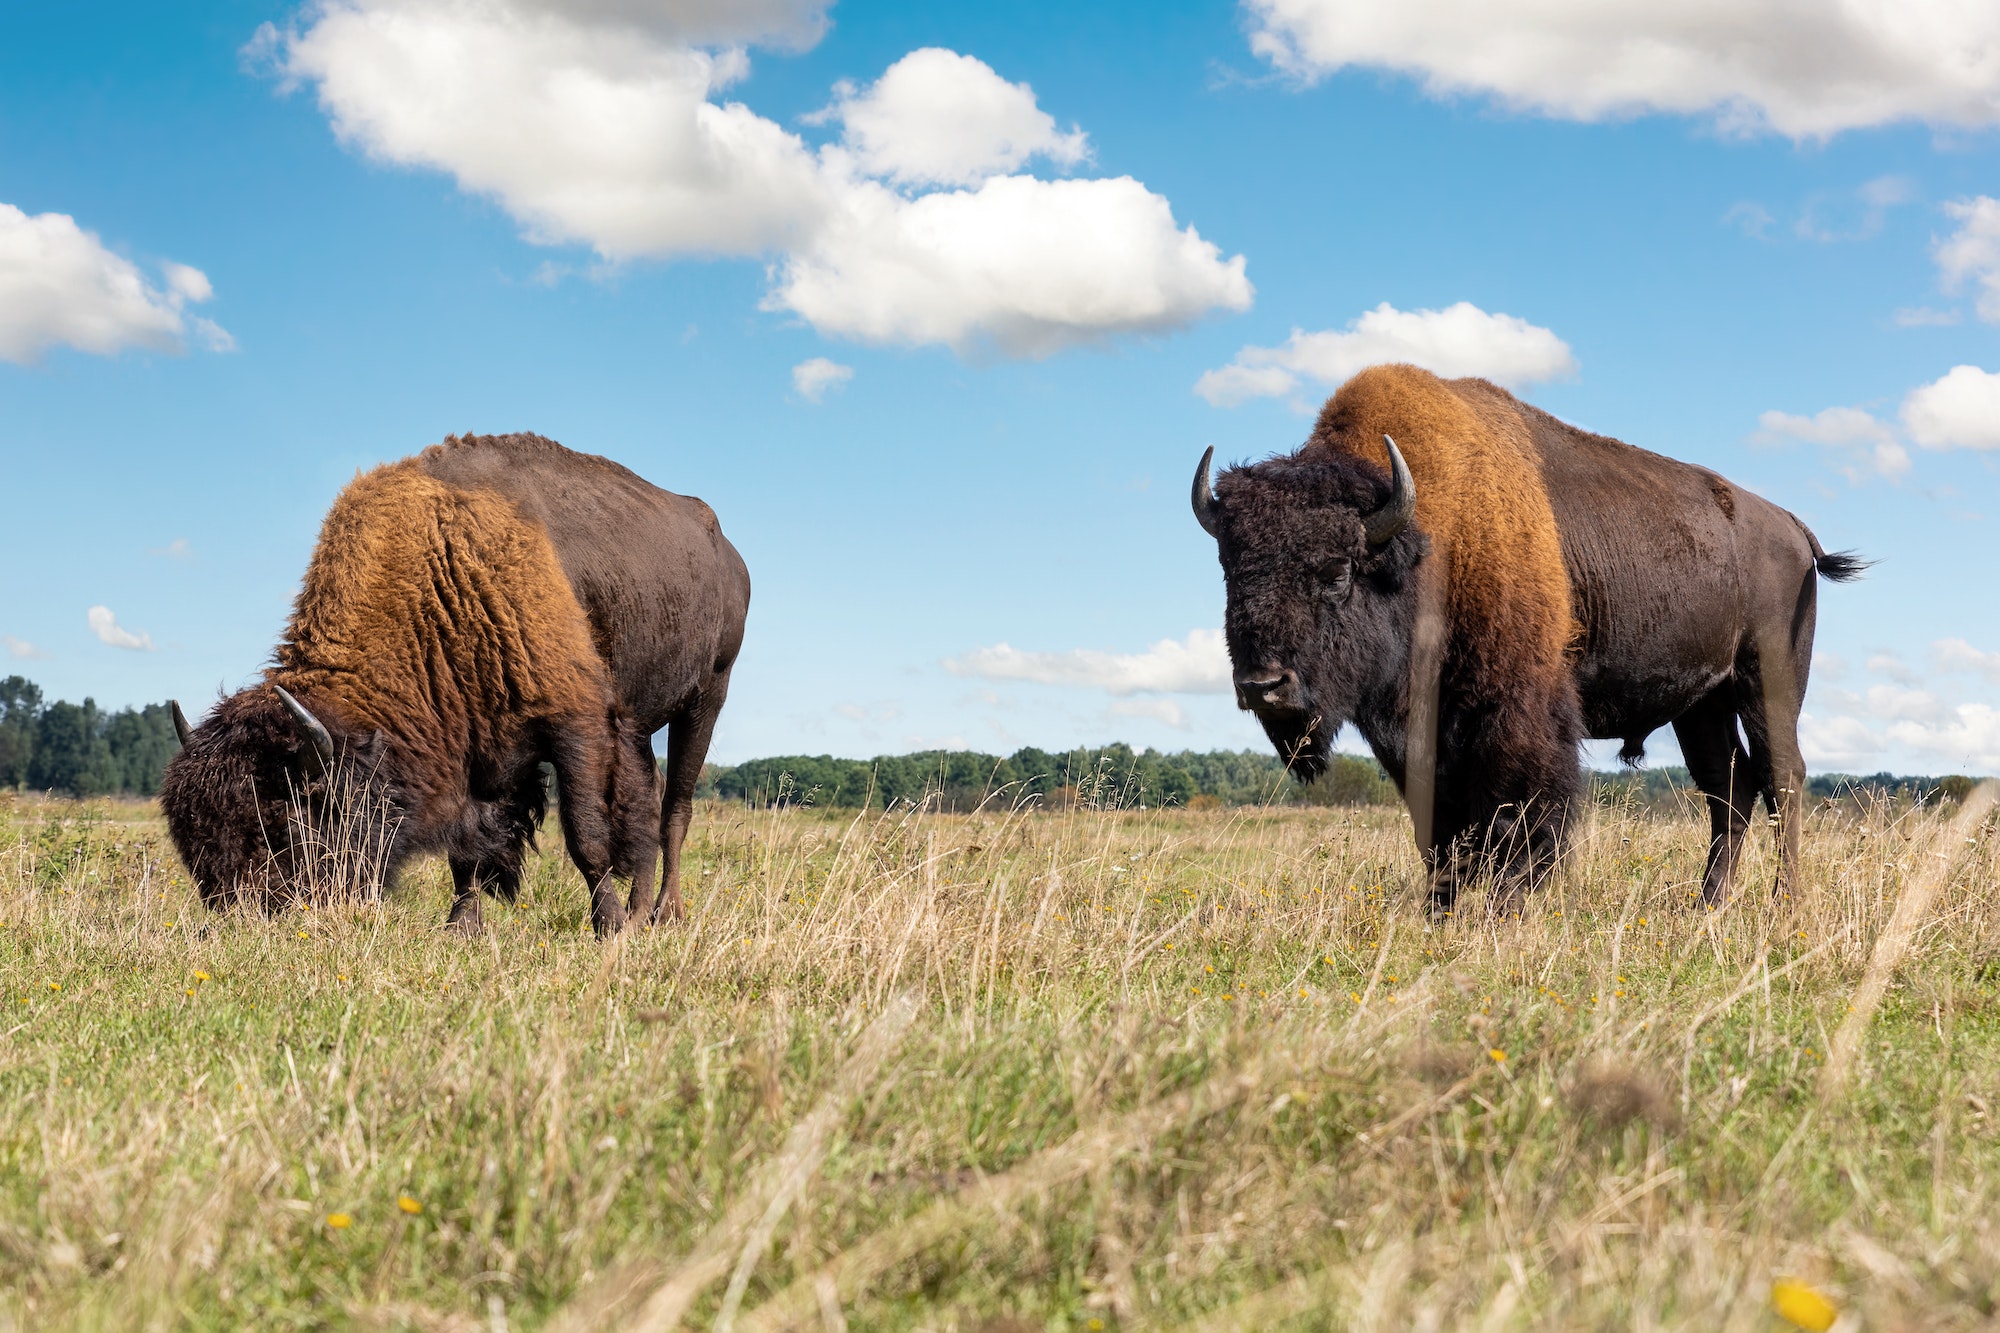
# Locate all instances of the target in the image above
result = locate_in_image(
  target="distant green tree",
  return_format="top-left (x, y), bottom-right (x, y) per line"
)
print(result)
top-left (28, 699), bottom-right (118, 796)
top-left (103, 703), bottom-right (180, 796)
top-left (0, 675), bottom-right (41, 788)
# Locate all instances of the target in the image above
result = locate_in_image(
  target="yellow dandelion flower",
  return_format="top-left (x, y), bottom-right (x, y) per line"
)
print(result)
top-left (297, 931), bottom-right (309, 940)
top-left (185, 988), bottom-right (195, 997)
top-left (326, 1212), bottom-right (352, 1229)
top-left (397, 1196), bottom-right (423, 1215)
top-left (1770, 1278), bottom-right (1837, 1332)
top-left (193, 970), bottom-right (211, 982)
top-left (48, 982), bottom-right (60, 992)
top-left (1489, 1048), bottom-right (1507, 1063)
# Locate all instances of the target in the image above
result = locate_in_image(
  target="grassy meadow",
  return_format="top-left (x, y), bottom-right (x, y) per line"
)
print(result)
top-left (1, 782), bottom-right (1997, 1331)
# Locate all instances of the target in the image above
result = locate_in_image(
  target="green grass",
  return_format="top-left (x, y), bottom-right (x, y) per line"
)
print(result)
top-left (0, 785), bottom-right (1997, 1330)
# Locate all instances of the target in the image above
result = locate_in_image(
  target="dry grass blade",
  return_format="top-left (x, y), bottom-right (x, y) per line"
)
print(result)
top-left (548, 991), bottom-right (918, 1333)
top-left (1820, 780), bottom-right (1999, 1100)
top-left (736, 1057), bottom-right (1273, 1333)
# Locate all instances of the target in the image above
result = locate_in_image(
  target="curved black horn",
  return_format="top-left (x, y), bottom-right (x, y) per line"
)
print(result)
top-left (1191, 445), bottom-right (1220, 538)
top-left (1362, 435), bottom-right (1416, 546)
top-left (274, 685), bottom-right (335, 768)
top-left (170, 700), bottom-right (192, 748)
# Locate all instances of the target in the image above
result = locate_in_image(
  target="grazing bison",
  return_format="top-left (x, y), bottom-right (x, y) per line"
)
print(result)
top-left (1192, 364), bottom-right (1861, 907)
top-left (163, 435), bottom-right (749, 934)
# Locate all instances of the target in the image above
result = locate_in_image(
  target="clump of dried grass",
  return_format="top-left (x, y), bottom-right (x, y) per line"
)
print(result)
top-left (0, 781), bottom-right (1994, 1330)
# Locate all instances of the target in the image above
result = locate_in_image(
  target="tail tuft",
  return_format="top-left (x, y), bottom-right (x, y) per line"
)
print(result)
top-left (1815, 550), bottom-right (1870, 583)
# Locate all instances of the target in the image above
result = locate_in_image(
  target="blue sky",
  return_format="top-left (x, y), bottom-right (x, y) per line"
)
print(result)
top-left (4, 0), bottom-right (1999, 773)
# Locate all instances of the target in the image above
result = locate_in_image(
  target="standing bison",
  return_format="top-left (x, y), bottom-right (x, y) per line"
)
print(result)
top-left (1192, 364), bottom-right (1861, 906)
top-left (162, 433), bottom-right (749, 935)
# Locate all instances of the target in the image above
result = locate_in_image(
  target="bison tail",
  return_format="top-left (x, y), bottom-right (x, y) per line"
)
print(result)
top-left (1814, 550), bottom-right (1870, 583)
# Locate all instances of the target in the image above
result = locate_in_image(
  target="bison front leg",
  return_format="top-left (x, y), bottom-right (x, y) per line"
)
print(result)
top-left (447, 857), bottom-right (486, 936)
top-left (549, 725), bottom-right (628, 938)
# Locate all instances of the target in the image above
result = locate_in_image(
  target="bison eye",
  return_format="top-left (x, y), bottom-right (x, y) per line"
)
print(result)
top-left (1317, 556), bottom-right (1353, 596)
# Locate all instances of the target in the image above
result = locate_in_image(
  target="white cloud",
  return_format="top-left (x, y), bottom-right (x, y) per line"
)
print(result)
top-left (1794, 175), bottom-right (1913, 243)
top-left (148, 537), bottom-right (194, 559)
top-left (3, 635), bottom-right (50, 661)
top-left (776, 174), bottom-right (1250, 357)
top-left (943, 628), bottom-right (1231, 696)
top-left (1755, 405), bottom-right (1910, 480)
top-left (821, 47), bottom-right (1089, 187)
top-left (1936, 196), bottom-right (2000, 322)
top-left (263, 3), bottom-right (1247, 357)
top-left (87, 606), bottom-right (154, 652)
top-left (1243, 0), bottom-right (2000, 139)
top-left (1935, 638), bottom-right (2000, 683)
top-left (1802, 644), bottom-right (2000, 773)
top-left (0, 204), bottom-right (229, 364)
top-left (792, 356), bottom-right (852, 402)
top-left (1892, 306), bottom-right (1960, 328)
top-left (1900, 364), bottom-right (2000, 451)
top-left (1196, 301), bottom-right (1575, 406)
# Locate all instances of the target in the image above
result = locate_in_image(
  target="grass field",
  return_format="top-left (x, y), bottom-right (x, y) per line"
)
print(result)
top-left (1, 783), bottom-right (1997, 1331)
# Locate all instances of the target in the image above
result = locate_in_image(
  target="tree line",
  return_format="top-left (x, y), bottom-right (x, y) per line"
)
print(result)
top-left (0, 674), bottom-right (1980, 812)
top-left (699, 743), bottom-right (1399, 811)
top-left (0, 677), bottom-right (181, 798)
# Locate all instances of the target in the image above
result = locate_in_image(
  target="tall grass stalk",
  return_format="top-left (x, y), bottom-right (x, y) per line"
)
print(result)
top-left (0, 783), bottom-right (1995, 1329)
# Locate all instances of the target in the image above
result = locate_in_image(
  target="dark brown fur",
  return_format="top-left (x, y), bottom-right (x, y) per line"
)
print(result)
top-left (1208, 363), bottom-right (1860, 905)
top-left (415, 432), bottom-right (750, 925)
top-left (162, 460), bottom-right (658, 932)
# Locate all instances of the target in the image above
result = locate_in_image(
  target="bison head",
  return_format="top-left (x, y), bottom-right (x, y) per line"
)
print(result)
top-left (1192, 437), bottom-right (1426, 781)
top-left (160, 685), bottom-right (401, 912)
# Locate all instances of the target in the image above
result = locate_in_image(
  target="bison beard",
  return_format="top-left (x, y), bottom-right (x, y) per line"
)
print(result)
top-left (161, 460), bottom-right (660, 934)
top-left (1203, 363), bottom-right (1860, 908)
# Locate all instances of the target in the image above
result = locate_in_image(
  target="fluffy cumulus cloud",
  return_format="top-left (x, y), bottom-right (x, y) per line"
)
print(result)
top-left (1800, 641), bottom-right (2000, 773)
top-left (1243, 0), bottom-right (2000, 138)
top-left (1900, 365), bottom-right (2000, 451)
top-left (1935, 197), bottom-right (2000, 322)
top-left (1758, 363), bottom-right (2000, 479)
top-left (820, 47), bottom-right (1089, 187)
top-left (791, 355), bottom-right (851, 402)
top-left (87, 606), bottom-right (154, 652)
top-left (2, 635), bottom-right (49, 661)
top-left (943, 629), bottom-right (1231, 696)
top-left (1196, 301), bottom-right (1575, 407)
top-left (0, 205), bottom-right (229, 364)
top-left (261, 1), bottom-right (1248, 356)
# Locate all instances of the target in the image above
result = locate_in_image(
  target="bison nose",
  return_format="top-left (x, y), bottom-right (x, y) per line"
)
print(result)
top-left (1234, 666), bottom-right (1302, 712)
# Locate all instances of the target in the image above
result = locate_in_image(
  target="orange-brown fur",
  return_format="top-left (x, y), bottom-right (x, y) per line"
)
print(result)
top-left (1306, 364), bottom-right (1575, 708)
top-left (274, 459), bottom-right (612, 806)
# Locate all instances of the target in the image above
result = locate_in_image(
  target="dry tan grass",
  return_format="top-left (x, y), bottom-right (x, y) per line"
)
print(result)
top-left (0, 782), bottom-right (1996, 1330)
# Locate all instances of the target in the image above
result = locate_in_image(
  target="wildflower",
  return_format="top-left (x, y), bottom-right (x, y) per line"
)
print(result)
top-left (164, 921), bottom-right (175, 929)
top-left (1299, 989), bottom-right (1307, 998)
top-left (185, 988), bottom-right (196, 997)
top-left (48, 982), bottom-right (60, 992)
top-left (1770, 1278), bottom-right (1837, 1332)
top-left (297, 931), bottom-right (309, 940)
top-left (326, 1213), bottom-right (352, 1230)
top-left (1489, 1049), bottom-right (1507, 1063)
top-left (193, 970), bottom-right (211, 983)
top-left (1162, 943), bottom-right (1174, 951)
top-left (1204, 965), bottom-right (1214, 974)
top-left (397, 1196), bottom-right (423, 1215)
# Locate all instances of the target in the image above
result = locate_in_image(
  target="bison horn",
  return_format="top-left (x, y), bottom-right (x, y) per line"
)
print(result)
top-left (170, 700), bottom-right (192, 748)
top-left (1362, 435), bottom-right (1416, 547)
top-left (274, 685), bottom-right (335, 769)
top-left (1191, 446), bottom-right (1220, 538)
